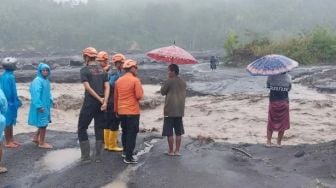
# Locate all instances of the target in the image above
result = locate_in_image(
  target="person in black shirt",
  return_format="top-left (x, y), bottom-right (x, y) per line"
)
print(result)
top-left (78, 47), bottom-right (110, 163)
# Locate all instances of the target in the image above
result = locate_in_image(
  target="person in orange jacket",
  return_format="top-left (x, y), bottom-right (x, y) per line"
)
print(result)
top-left (114, 59), bottom-right (143, 164)
top-left (78, 47), bottom-right (110, 163)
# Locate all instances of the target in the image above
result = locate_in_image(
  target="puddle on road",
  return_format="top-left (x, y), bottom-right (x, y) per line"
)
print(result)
top-left (135, 138), bottom-right (160, 158)
top-left (102, 139), bottom-right (160, 188)
top-left (40, 148), bottom-right (80, 172)
top-left (101, 168), bottom-right (131, 188)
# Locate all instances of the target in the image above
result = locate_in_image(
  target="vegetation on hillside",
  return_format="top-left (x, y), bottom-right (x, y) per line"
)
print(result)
top-left (1, 0), bottom-right (336, 53)
top-left (224, 27), bottom-right (336, 65)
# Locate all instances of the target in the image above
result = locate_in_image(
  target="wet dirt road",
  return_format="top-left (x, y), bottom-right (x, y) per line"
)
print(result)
top-left (1, 131), bottom-right (336, 188)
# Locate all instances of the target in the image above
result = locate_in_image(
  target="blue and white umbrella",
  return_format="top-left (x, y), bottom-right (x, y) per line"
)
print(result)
top-left (246, 54), bottom-right (299, 76)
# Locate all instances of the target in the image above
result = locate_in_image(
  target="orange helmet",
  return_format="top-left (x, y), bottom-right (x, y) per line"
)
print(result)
top-left (96, 51), bottom-right (109, 61)
top-left (82, 47), bottom-right (98, 57)
top-left (112, 53), bottom-right (126, 63)
top-left (123, 59), bottom-right (137, 69)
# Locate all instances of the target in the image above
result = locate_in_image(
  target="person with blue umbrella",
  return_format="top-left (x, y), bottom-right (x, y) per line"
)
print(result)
top-left (247, 54), bottom-right (298, 147)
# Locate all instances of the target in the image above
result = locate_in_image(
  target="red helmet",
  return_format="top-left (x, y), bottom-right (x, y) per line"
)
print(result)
top-left (82, 47), bottom-right (98, 57)
top-left (96, 51), bottom-right (109, 61)
top-left (112, 53), bottom-right (126, 63)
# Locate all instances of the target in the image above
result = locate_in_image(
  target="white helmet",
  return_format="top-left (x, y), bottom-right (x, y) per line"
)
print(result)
top-left (1, 57), bottom-right (18, 70)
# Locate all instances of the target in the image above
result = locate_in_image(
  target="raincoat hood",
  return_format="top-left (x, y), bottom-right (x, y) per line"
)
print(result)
top-left (37, 63), bottom-right (51, 78)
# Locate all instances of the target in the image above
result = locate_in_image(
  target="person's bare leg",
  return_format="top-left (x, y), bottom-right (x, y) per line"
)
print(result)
top-left (0, 143), bottom-right (7, 173)
top-left (167, 136), bottom-right (174, 154)
top-left (38, 128), bottom-right (53, 149)
top-left (0, 144), bottom-right (2, 161)
top-left (277, 131), bottom-right (285, 147)
top-left (266, 129), bottom-right (273, 147)
top-left (32, 129), bottom-right (40, 144)
top-left (12, 128), bottom-right (21, 146)
top-left (174, 136), bottom-right (182, 155)
top-left (4, 127), bottom-right (17, 148)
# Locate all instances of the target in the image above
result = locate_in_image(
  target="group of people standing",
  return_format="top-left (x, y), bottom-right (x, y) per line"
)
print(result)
top-left (0, 47), bottom-right (292, 174)
top-left (0, 47), bottom-right (188, 173)
top-left (0, 58), bottom-right (54, 173)
top-left (77, 47), bottom-right (187, 164)
top-left (77, 47), bottom-right (145, 164)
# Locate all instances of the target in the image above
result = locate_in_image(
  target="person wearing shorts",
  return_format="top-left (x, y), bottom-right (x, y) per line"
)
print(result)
top-left (160, 64), bottom-right (186, 156)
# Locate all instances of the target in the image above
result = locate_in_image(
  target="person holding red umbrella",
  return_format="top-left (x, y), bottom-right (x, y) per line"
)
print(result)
top-left (160, 64), bottom-right (186, 156)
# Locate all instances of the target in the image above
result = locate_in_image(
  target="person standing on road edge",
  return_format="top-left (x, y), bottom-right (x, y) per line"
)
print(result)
top-left (160, 64), bottom-right (186, 156)
top-left (114, 59), bottom-right (143, 164)
top-left (0, 57), bottom-right (22, 148)
top-left (0, 89), bottom-right (8, 174)
top-left (103, 53), bottom-right (125, 152)
top-left (78, 47), bottom-right (110, 163)
top-left (28, 63), bottom-right (55, 149)
top-left (265, 72), bottom-right (292, 147)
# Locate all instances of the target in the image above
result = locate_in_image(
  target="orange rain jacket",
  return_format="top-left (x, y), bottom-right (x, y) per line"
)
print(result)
top-left (114, 72), bottom-right (144, 115)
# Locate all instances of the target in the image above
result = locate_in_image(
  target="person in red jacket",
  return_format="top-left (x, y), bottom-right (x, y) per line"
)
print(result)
top-left (114, 59), bottom-right (143, 164)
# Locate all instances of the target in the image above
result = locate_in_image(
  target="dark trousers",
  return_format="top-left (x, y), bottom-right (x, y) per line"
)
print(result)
top-left (120, 115), bottom-right (140, 160)
top-left (105, 103), bottom-right (121, 131)
top-left (78, 98), bottom-right (105, 141)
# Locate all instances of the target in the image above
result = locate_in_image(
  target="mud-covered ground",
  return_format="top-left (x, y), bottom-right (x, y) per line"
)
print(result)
top-left (1, 131), bottom-right (336, 188)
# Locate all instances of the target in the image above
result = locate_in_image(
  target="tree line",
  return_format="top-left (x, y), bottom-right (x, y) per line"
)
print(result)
top-left (1, 0), bottom-right (336, 53)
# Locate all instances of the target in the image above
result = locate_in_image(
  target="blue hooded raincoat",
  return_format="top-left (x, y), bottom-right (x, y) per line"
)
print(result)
top-left (0, 70), bottom-right (22, 126)
top-left (28, 63), bottom-right (53, 127)
top-left (0, 89), bottom-right (8, 141)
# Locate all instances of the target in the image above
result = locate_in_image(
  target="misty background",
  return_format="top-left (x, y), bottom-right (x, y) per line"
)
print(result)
top-left (1, 0), bottom-right (336, 53)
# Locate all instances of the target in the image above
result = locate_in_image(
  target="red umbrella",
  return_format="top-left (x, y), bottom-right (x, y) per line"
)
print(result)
top-left (146, 45), bottom-right (197, 64)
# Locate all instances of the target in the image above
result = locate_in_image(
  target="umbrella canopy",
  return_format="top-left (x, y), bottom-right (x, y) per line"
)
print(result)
top-left (246, 54), bottom-right (298, 76)
top-left (146, 45), bottom-right (197, 64)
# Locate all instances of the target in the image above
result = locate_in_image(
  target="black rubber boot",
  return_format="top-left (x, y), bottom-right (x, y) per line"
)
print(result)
top-left (95, 140), bottom-right (103, 163)
top-left (79, 140), bottom-right (91, 164)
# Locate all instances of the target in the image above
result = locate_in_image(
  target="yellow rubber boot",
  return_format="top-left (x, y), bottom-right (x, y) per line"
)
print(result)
top-left (103, 129), bottom-right (110, 150)
top-left (108, 130), bottom-right (123, 152)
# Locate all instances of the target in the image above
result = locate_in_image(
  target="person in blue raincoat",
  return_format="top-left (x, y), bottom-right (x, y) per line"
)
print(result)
top-left (0, 57), bottom-right (22, 148)
top-left (28, 63), bottom-right (54, 149)
top-left (0, 88), bottom-right (8, 173)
